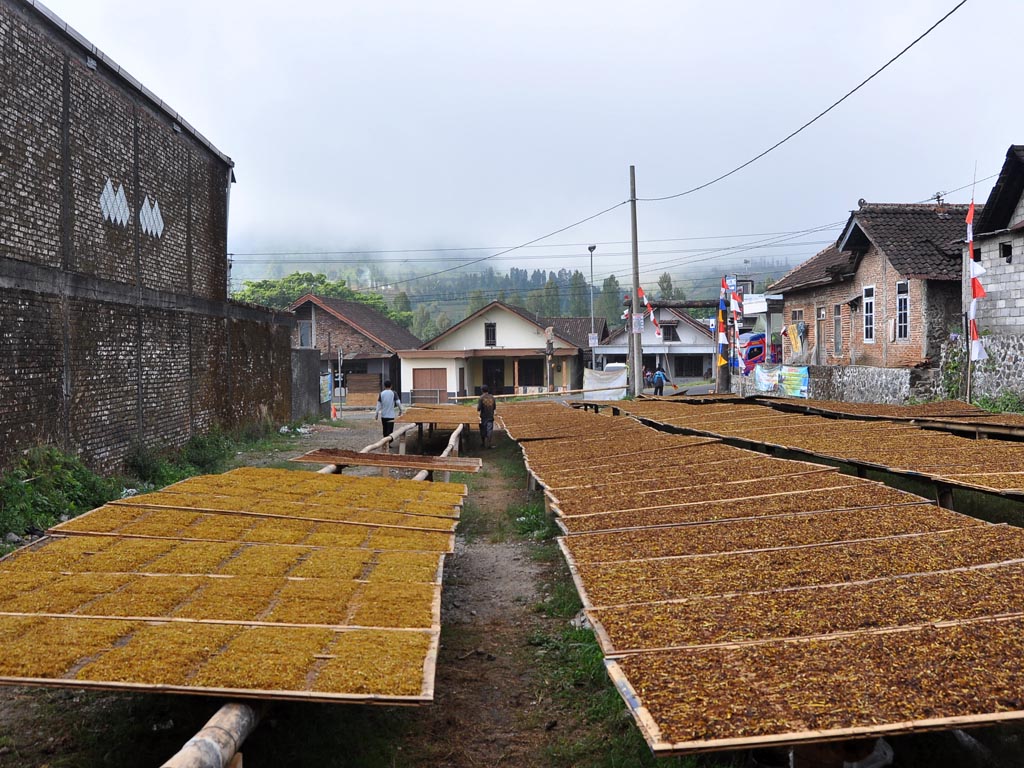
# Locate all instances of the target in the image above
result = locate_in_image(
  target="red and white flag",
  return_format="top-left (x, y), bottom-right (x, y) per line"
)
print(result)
top-left (966, 201), bottom-right (976, 261)
top-left (967, 206), bottom-right (987, 361)
top-left (970, 259), bottom-right (987, 300)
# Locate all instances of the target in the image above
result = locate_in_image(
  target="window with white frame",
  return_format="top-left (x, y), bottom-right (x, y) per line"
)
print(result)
top-left (896, 281), bottom-right (909, 340)
top-left (863, 286), bottom-right (875, 342)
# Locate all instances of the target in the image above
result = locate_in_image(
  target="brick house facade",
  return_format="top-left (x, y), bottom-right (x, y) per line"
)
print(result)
top-left (0, 0), bottom-right (292, 471)
top-left (287, 295), bottom-right (422, 403)
top-left (770, 203), bottom-right (966, 373)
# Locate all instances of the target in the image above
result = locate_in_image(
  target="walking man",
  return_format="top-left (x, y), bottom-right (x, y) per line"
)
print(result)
top-left (375, 379), bottom-right (402, 444)
top-left (477, 384), bottom-right (497, 449)
top-left (652, 365), bottom-right (671, 396)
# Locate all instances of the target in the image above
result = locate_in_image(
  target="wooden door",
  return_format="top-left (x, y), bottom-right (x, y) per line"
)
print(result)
top-left (412, 368), bottom-right (448, 403)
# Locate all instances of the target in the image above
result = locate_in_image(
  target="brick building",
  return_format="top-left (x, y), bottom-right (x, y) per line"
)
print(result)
top-left (0, 0), bottom-right (292, 471)
top-left (770, 202), bottom-right (967, 376)
top-left (287, 295), bottom-right (421, 405)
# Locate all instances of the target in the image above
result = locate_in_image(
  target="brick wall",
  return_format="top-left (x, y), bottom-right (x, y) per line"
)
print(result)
top-left (0, 0), bottom-right (291, 471)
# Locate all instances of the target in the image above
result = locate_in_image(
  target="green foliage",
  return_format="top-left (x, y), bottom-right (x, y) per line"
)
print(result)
top-left (435, 311), bottom-right (452, 333)
top-left (568, 270), bottom-right (590, 317)
top-left (467, 290), bottom-right (487, 314)
top-left (942, 342), bottom-right (967, 400)
top-left (233, 272), bottom-right (391, 315)
top-left (658, 271), bottom-right (674, 300)
top-left (598, 274), bottom-right (624, 329)
top-left (392, 291), bottom-right (412, 313)
top-left (509, 499), bottom-right (559, 540)
top-left (412, 305), bottom-right (439, 340)
top-left (975, 390), bottom-right (1024, 413)
top-left (0, 447), bottom-right (121, 536)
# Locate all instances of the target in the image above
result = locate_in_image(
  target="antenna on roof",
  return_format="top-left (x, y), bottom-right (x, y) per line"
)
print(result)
top-left (932, 192), bottom-right (945, 205)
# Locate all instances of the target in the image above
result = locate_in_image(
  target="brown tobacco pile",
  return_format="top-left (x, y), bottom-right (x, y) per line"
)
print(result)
top-left (576, 525), bottom-right (1024, 607)
top-left (564, 504), bottom-right (980, 563)
top-left (618, 616), bottom-right (1024, 745)
top-left (559, 485), bottom-right (923, 534)
top-left (592, 560), bottom-right (1024, 651)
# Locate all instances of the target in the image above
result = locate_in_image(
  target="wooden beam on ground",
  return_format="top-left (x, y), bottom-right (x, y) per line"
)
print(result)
top-left (291, 449), bottom-right (481, 473)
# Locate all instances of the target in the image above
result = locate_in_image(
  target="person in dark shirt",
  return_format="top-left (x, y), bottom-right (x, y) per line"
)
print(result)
top-left (477, 385), bottom-right (497, 449)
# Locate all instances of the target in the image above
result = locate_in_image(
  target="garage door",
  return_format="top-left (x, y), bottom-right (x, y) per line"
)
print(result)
top-left (412, 368), bottom-right (448, 403)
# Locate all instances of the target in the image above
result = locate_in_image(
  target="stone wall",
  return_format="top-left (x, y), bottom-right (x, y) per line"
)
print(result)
top-left (939, 334), bottom-right (1024, 401)
top-left (734, 364), bottom-right (914, 404)
top-left (0, 1), bottom-right (291, 471)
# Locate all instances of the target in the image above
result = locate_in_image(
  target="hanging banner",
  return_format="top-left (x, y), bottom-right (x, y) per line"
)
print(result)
top-left (754, 364), bottom-right (781, 392)
top-left (778, 366), bottom-right (809, 398)
top-left (632, 314), bottom-right (644, 334)
top-left (320, 373), bottom-right (332, 403)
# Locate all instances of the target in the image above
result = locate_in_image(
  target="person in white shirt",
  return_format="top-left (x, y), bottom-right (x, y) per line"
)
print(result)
top-left (374, 379), bottom-right (402, 438)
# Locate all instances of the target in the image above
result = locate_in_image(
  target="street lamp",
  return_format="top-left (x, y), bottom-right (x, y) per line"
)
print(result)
top-left (588, 245), bottom-right (596, 337)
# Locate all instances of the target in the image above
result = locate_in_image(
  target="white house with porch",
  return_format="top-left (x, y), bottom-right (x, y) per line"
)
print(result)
top-left (398, 301), bottom-right (590, 402)
top-left (594, 304), bottom-right (715, 379)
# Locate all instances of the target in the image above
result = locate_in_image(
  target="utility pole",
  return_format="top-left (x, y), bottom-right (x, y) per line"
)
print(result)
top-left (629, 166), bottom-right (643, 397)
top-left (588, 245), bottom-right (596, 336)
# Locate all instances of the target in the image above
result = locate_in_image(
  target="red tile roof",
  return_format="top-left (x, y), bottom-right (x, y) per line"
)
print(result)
top-left (288, 295), bottom-right (421, 352)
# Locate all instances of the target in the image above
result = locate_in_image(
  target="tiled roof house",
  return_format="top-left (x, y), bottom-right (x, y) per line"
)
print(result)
top-left (399, 301), bottom-right (605, 400)
top-left (287, 294), bottom-right (421, 403)
top-left (768, 202), bottom-right (970, 369)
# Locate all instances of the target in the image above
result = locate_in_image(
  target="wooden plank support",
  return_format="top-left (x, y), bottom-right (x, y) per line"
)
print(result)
top-left (161, 702), bottom-right (264, 768)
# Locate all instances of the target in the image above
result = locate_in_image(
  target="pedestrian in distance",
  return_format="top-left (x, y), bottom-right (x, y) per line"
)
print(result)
top-left (652, 365), bottom-right (671, 396)
top-left (477, 384), bottom-right (497, 449)
top-left (374, 379), bottom-right (402, 446)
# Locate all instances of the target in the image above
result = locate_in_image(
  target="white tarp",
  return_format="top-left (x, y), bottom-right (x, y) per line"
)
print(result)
top-left (583, 367), bottom-right (628, 401)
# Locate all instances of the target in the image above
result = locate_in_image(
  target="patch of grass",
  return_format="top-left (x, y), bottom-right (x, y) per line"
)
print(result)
top-left (509, 499), bottom-right (560, 541)
top-left (529, 627), bottom-right (735, 768)
top-left (0, 447), bottom-right (122, 536)
top-left (536, 578), bottom-right (583, 619)
top-left (456, 499), bottom-right (487, 542)
top-left (975, 390), bottom-right (1024, 414)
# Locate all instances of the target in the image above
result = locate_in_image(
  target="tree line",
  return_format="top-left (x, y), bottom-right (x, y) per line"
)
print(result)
top-left (232, 263), bottom-right (783, 343)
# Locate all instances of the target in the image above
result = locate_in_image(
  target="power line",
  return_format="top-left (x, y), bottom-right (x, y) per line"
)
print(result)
top-left (227, 228), bottom-right (851, 259)
top-left (637, 0), bottom-right (969, 203)
top-left (228, 239), bottom-right (834, 265)
top-left (363, 200), bottom-right (630, 289)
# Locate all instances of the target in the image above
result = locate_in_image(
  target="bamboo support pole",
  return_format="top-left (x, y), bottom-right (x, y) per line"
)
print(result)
top-left (161, 702), bottom-right (264, 768)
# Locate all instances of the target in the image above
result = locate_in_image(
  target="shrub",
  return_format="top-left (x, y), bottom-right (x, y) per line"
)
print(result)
top-left (0, 447), bottom-right (120, 536)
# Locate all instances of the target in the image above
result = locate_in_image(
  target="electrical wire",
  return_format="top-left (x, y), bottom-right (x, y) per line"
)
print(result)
top-left (227, 228), bottom-right (855, 259)
top-left (375, 200), bottom-right (630, 289)
top-left (637, 0), bottom-right (969, 203)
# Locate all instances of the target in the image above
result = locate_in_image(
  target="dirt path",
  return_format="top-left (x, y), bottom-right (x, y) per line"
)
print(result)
top-left (395, 432), bottom-right (567, 767)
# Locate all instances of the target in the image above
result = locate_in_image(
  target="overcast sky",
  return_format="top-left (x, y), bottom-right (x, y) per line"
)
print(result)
top-left (43, 0), bottom-right (1023, 291)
